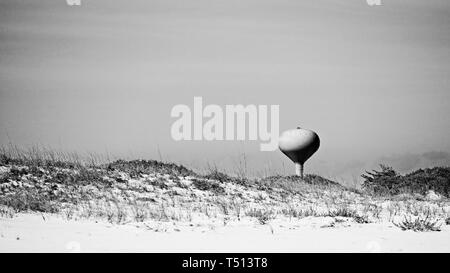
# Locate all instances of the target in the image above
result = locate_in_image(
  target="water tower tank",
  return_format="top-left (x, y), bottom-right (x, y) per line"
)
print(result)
top-left (278, 127), bottom-right (320, 178)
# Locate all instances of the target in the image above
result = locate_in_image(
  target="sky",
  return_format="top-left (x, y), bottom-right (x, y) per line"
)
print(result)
top-left (1, 0), bottom-right (449, 183)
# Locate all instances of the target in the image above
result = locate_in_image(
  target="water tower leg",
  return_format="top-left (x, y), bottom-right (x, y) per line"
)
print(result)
top-left (295, 163), bottom-right (304, 178)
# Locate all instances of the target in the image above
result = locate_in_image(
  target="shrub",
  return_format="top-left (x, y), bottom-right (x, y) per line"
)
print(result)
top-left (0, 190), bottom-right (59, 213)
top-left (362, 165), bottom-right (450, 197)
top-left (192, 178), bottom-right (225, 194)
top-left (404, 168), bottom-right (450, 197)
top-left (203, 169), bottom-right (232, 183)
top-left (394, 213), bottom-right (442, 232)
top-left (246, 208), bottom-right (276, 224)
top-left (362, 165), bottom-right (401, 195)
top-left (326, 207), bottom-right (359, 218)
top-left (325, 207), bottom-right (370, 223)
top-left (203, 168), bottom-right (249, 186)
top-left (106, 159), bottom-right (195, 178)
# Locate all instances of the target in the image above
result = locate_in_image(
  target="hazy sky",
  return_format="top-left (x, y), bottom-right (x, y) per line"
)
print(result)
top-left (1, 0), bottom-right (449, 182)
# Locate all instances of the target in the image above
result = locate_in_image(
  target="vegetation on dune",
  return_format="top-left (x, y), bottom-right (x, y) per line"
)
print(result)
top-left (191, 178), bottom-right (225, 194)
top-left (324, 207), bottom-right (370, 224)
top-left (260, 174), bottom-right (342, 188)
top-left (106, 159), bottom-right (195, 178)
top-left (0, 148), bottom-right (449, 232)
top-left (362, 165), bottom-right (450, 198)
top-left (394, 212), bottom-right (442, 232)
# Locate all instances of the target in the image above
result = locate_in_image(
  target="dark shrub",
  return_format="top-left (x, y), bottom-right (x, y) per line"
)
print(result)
top-left (107, 159), bottom-right (195, 178)
top-left (203, 169), bottom-right (232, 183)
top-left (192, 178), bottom-right (225, 194)
top-left (362, 165), bottom-right (402, 195)
top-left (202, 168), bottom-right (249, 185)
top-left (0, 190), bottom-right (59, 213)
top-left (394, 213), bottom-right (442, 232)
top-left (362, 165), bottom-right (450, 197)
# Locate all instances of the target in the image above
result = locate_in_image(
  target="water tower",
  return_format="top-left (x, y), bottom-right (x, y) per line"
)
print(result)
top-left (278, 127), bottom-right (320, 178)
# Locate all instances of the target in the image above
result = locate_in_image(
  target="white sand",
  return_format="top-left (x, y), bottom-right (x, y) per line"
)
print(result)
top-left (1, 213), bottom-right (449, 253)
